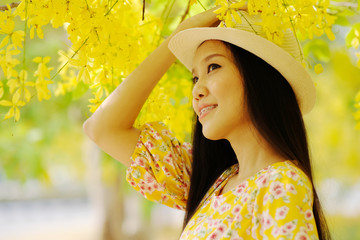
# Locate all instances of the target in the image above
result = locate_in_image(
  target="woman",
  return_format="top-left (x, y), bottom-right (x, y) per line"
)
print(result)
top-left (83, 7), bottom-right (331, 240)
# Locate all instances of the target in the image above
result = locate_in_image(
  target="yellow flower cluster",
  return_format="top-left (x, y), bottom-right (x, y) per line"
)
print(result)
top-left (216, 0), bottom-right (336, 42)
top-left (0, 0), bottom-right (161, 122)
top-left (213, 0), bottom-right (336, 72)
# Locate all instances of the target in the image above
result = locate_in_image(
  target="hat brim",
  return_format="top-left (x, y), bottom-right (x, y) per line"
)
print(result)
top-left (168, 27), bottom-right (315, 115)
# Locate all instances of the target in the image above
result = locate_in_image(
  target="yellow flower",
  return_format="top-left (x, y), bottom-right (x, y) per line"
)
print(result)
top-left (88, 95), bottom-right (103, 113)
top-left (190, 0), bottom-right (198, 6)
top-left (33, 56), bottom-right (54, 101)
top-left (13, 70), bottom-right (34, 103)
top-left (50, 0), bottom-right (67, 28)
top-left (214, 0), bottom-right (246, 27)
top-left (68, 50), bottom-right (93, 84)
top-left (0, 44), bottom-right (21, 78)
top-left (0, 96), bottom-right (25, 122)
top-left (314, 64), bottom-right (323, 74)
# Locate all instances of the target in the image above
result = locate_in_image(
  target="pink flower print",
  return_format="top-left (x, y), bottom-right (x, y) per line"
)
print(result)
top-left (287, 170), bottom-right (299, 181)
top-left (306, 223), bottom-right (314, 231)
top-left (295, 231), bottom-right (310, 240)
top-left (286, 183), bottom-right (297, 194)
top-left (275, 206), bottom-right (289, 220)
top-left (148, 127), bottom-right (156, 135)
top-left (153, 154), bottom-right (160, 162)
top-left (163, 166), bottom-right (171, 177)
top-left (234, 213), bottom-right (243, 222)
top-left (270, 181), bottom-right (286, 199)
top-left (263, 193), bottom-right (269, 202)
top-left (208, 218), bottom-right (216, 228)
top-left (136, 141), bottom-right (142, 148)
top-left (261, 211), bottom-right (274, 230)
top-left (247, 202), bottom-right (254, 213)
top-left (211, 198), bottom-right (221, 210)
top-left (129, 179), bottom-right (136, 188)
top-left (219, 203), bottom-right (231, 214)
top-left (233, 182), bottom-right (248, 197)
top-left (255, 174), bottom-right (270, 188)
top-left (153, 132), bottom-right (162, 140)
top-left (304, 210), bottom-right (314, 220)
top-left (144, 172), bottom-right (155, 184)
top-left (282, 221), bottom-right (296, 234)
top-left (154, 162), bottom-right (160, 171)
top-left (161, 194), bottom-right (168, 202)
top-left (217, 223), bottom-right (227, 233)
top-left (232, 205), bottom-right (241, 215)
top-left (174, 204), bottom-right (183, 210)
top-left (210, 219), bottom-right (221, 229)
top-left (176, 144), bottom-right (181, 152)
top-left (152, 182), bottom-right (160, 191)
top-left (183, 142), bottom-right (193, 155)
top-left (144, 140), bottom-right (155, 150)
top-left (241, 195), bottom-right (249, 204)
top-left (139, 180), bottom-right (146, 191)
top-left (135, 157), bottom-right (146, 167)
top-left (164, 153), bottom-right (174, 164)
top-left (145, 184), bottom-right (155, 194)
top-left (161, 129), bottom-right (172, 138)
top-left (271, 227), bottom-right (280, 237)
top-left (207, 231), bottom-right (219, 240)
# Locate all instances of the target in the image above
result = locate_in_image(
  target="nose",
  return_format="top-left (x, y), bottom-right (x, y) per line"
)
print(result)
top-left (192, 80), bottom-right (208, 101)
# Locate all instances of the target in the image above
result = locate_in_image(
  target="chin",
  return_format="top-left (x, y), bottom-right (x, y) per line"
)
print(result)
top-left (201, 126), bottom-right (222, 141)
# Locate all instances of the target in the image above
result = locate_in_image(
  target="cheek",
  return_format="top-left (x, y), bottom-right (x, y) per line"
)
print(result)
top-left (192, 98), bottom-right (197, 111)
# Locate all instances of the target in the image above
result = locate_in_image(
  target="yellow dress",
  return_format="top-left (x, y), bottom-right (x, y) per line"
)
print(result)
top-left (126, 122), bottom-right (319, 240)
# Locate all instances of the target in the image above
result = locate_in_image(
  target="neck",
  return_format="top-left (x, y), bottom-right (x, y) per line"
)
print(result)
top-left (227, 123), bottom-right (287, 181)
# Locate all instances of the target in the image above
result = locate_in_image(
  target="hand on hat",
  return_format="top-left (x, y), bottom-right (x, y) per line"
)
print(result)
top-left (172, 5), bottom-right (248, 37)
top-left (172, 7), bottom-right (220, 36)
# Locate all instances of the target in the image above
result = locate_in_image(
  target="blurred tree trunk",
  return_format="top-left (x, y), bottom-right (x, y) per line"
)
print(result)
top-left (102, 175), bottom-right (125, 240)
top-left (83, 138), bottom-right (125, 240)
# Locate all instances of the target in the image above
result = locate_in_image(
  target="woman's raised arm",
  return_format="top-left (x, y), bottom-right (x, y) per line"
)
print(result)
top-left (83, 8), bottom-right (220, 167)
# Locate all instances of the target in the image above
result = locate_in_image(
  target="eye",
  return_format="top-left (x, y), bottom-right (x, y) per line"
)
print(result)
top-left (208, 63), bottom-right (221, 73)
top-left (192, 76), bottom-right (199, 84)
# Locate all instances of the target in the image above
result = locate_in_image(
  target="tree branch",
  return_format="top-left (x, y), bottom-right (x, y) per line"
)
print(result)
top-left (180, 0), bottom-right (191, 23)
top-left (0, 2), bottom-right (20, 11)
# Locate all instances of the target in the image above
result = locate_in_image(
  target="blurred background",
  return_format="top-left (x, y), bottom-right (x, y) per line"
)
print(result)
top-left (1, 0), bottom-right (360, 240)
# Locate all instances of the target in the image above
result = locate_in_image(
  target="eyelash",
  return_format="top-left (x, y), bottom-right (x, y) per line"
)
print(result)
top-left (192, 63), bottom-right (221, 84)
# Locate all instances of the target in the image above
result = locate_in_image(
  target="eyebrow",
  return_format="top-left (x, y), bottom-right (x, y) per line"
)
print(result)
top-left (192, 53), bottom-right (226, 75)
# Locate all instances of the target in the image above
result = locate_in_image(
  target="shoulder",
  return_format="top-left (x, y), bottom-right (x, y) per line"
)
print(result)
top-left (255, 160), bottom-right (312, 187)
top-left (253, 160), bottom-right (313, 203)
top-left (248, 161), bottom-right (319, 239)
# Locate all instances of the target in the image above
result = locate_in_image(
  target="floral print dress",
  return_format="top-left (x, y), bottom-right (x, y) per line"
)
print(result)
top-left (126, 122), bottom-right (319, 240)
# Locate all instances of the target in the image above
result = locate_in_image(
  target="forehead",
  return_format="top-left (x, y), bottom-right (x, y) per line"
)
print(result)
top-left (192, 40), bottom-right (232, 66)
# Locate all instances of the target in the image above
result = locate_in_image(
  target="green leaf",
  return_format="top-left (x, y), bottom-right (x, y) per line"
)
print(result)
top-left (303, 39), bottom-right (331, 62)
top-left (334, 15), bottom-right (350, 26)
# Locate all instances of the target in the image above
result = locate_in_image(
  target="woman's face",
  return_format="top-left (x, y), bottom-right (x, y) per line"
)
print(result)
top-left (192, 40), bottom-right (251, 140)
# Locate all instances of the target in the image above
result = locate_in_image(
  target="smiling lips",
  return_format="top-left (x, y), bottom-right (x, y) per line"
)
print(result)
top-left (199, 104), bottom-right (218, 120)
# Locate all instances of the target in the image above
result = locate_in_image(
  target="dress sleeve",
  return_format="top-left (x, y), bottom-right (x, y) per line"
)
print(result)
top-left (126, 121), bottom-right (192, 210)
top-left (251, 165), bottom-right (319, 239)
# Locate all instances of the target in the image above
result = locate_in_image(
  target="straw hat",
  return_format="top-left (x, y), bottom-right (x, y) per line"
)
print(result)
top-left (168, 10), bottom-right (316, 114)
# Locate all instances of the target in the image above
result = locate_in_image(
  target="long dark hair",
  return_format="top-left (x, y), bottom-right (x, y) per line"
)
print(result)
top-left (183, 41), bottom-right (331, 239)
